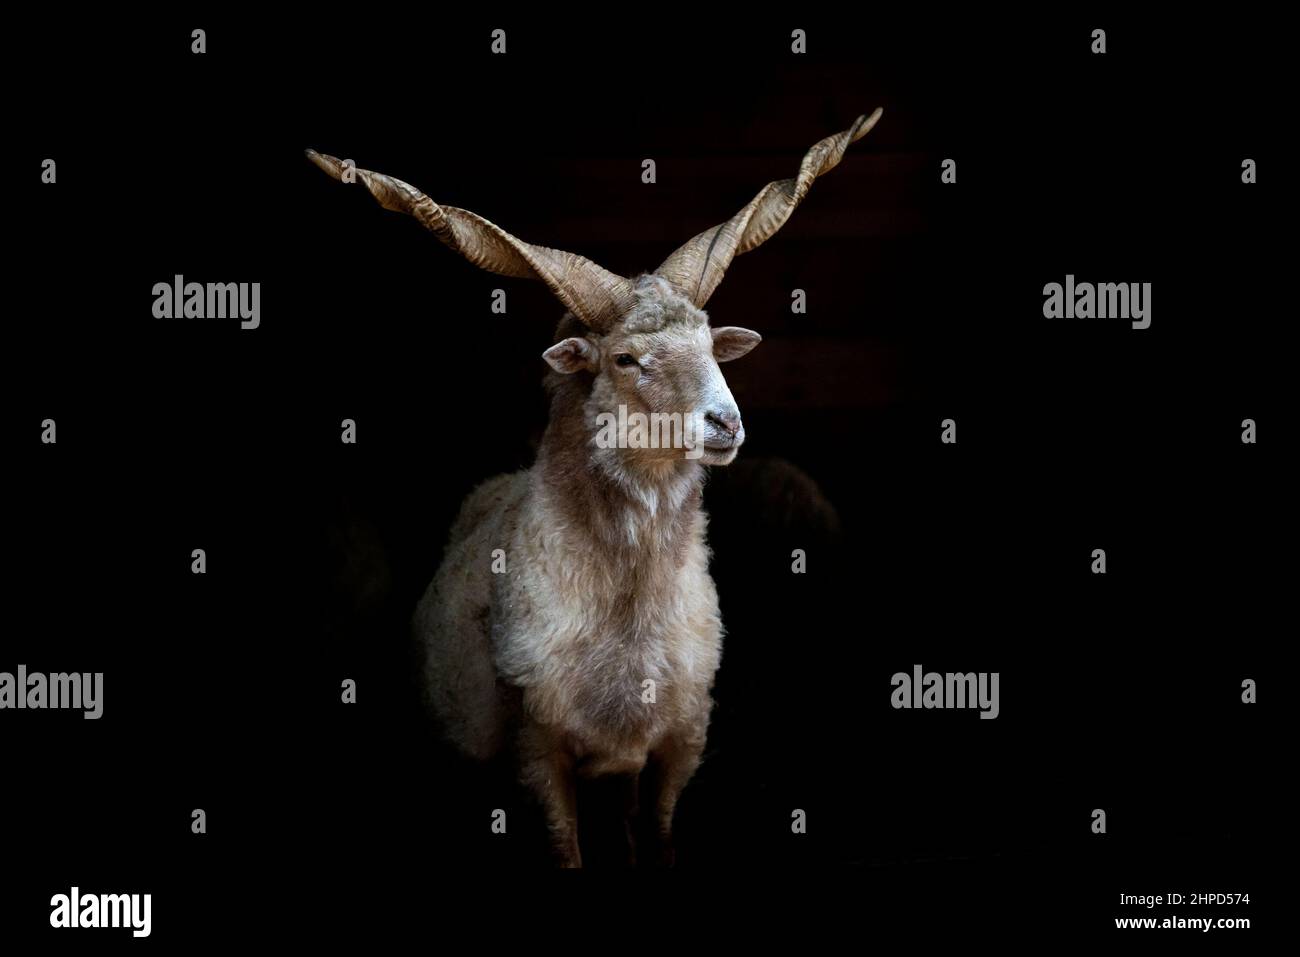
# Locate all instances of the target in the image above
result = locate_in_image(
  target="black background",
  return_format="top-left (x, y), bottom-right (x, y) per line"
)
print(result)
top-left (5, 11), bottom-right (1281, 945)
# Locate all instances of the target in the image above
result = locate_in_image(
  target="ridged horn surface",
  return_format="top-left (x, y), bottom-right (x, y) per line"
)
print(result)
top-left (306, 149), bottom-right (635, 331)
top-left (653, 109), bottom-right (883, 307)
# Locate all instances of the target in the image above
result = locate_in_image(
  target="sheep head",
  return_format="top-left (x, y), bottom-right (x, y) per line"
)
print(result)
top-left (306, 109), bottom-right (881, 467)
top-left (544, 274), bottom-right (759, 466)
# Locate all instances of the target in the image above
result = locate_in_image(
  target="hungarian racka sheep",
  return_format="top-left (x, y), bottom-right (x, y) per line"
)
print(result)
top-left (307, 109), bottom-right (881, 866)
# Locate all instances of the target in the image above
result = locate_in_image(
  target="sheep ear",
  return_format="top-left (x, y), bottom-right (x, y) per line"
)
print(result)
top-left (543, 337), bottom-right (599, 374)
top-left (712, 327), bottom-right (761, 362)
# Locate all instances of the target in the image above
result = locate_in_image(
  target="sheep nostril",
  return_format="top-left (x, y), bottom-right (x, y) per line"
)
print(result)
top-left (706, 411), bottom-right (741, 435)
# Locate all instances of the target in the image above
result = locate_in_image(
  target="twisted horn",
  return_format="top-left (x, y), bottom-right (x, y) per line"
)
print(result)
top-left (305, 150), bottom-right (636, 331)
top-left (653, 109), bottom-right (883, 307)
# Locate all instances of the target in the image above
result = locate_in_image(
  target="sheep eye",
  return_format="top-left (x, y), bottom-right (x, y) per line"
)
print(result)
top-left (615, 354), bottom-right (638, 367)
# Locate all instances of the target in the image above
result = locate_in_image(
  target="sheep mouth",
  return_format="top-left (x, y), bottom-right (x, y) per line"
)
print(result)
top-left (701, 433), bottom-right (743, 452)
top-left (702, 440), bottom-right (737, 451)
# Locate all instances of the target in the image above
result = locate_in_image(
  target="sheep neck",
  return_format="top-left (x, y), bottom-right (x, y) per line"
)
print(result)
top-left (536, 383), bottom-right (706, 570)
